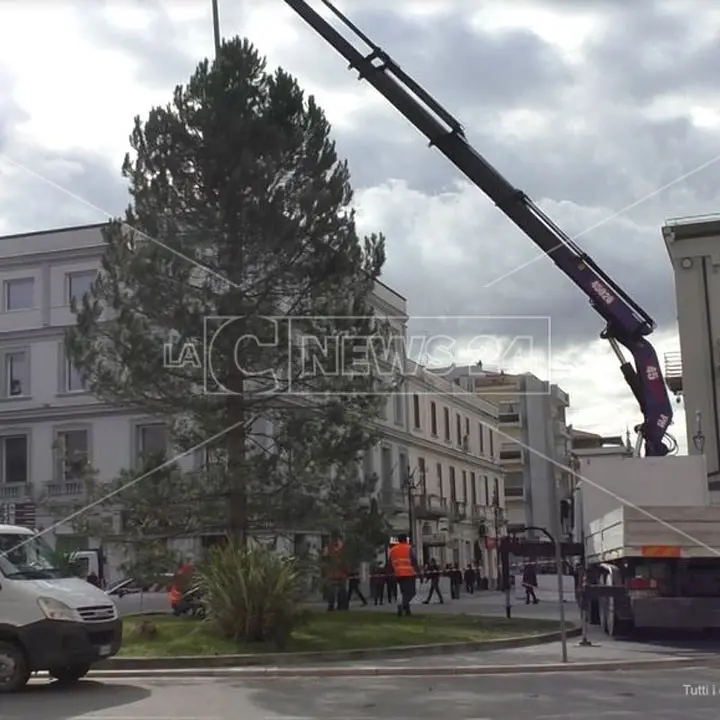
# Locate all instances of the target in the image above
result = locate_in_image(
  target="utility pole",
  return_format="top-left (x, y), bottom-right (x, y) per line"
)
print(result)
top-left (211, 0), bottom-right (221, 57)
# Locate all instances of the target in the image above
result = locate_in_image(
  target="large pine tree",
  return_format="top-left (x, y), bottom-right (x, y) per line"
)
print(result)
top-left (67, 38), bottom-right (391, 543)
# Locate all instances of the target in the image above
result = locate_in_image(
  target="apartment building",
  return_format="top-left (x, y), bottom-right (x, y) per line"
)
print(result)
top-left (0, 222), bottom-right (416, 578)
top-left (437, 366), bottom-right (571, 537)
top-left (367, 360), bottom-right (505, 579)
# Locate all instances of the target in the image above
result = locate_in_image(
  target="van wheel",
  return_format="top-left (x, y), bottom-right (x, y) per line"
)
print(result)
top-left (49, 663), bottom-right (91, 685)
top-left (0, 640), bottom-right (30, 693)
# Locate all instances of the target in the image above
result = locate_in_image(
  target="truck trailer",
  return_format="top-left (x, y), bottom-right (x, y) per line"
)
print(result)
top-left (585, 505), bottom-right (720, 636)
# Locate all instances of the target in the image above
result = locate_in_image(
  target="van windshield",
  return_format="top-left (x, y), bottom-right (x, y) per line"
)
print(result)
top-left (0, 533), bottom-right (71, 580)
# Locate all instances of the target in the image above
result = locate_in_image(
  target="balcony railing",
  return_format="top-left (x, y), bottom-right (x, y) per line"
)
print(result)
top-left (0, 483), bottom-right (33, 501)
top-left (45, 480), bottom-right (87, 498)
top-left (413, 493), bottom-right (447, 518)
top-left (664, 351), bottom-right (683, 395)
top-left (498, 412), bottom-right (520, 425)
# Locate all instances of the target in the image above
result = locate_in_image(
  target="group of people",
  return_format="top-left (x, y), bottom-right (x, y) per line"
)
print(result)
top-left (368, 559), bottom-right (487, 605)
top-left (324, 531), bottom-right (496, 616)
top-left (324, 533), bottom-right (421, 616)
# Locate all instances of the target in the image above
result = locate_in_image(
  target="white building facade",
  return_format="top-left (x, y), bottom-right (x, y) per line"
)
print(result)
top-left (366, 361), bottom-right (505, 581)
top-left (0, 223), bottom-right (502, 581)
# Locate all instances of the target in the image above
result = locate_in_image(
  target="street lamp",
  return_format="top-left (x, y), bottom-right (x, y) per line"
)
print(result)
top-left (403, 464), bottom-right (425, 546)
top-left (693, 410), bottom-right (706, 452)
top-left (491, 490), bottom-right (505, 589)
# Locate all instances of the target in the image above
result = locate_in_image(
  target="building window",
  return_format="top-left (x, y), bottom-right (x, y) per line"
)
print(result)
top-left (449, 466), bottom-right (457, 501)
top-left (1, 435), bottom-right (28, 484)
top-left (64, 357), bottom-right (87, 393)
top-left (393, 393), bottom-right (403, 424)
top-left (489, 430), bottom-right (495, 459)
top-left (5, 351), bottom-right (29, 397)
top-left (430, 401), bottom-right (437, 436)
top-left (418, 457), bottom-right (426, 494)
top-left (4, 278), bottom-right (34, 311)
top-left (68, 271), bottom-right (96, 305)
top-left (462, 470), bottom-right (467, 502)
top-left (443, 408), bottom-right (450, 441)
top-left (436, 463), bottom-right (443, 498)
top-left (464, 417), bottom-right (470, 445)
top-left (493, 477), bottom-right (500, 503)
top-left (470, 472), bottom-right (477, 505)
top-left (479, 424), bottom-right (485, 455)
top-left (412, 394), bottom-right (421, 429)
top-left (456, 414), bottom-right (462, 445)
top-left (135, 424), bottom-right (168, 465)
top-left (484, 475), bottom-right (490, 505)
top-left (56, 429), bottom-right (89, 481)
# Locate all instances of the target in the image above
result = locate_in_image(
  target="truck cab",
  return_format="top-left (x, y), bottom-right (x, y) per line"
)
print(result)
top-left (0, 524), bottom-right (122, 692)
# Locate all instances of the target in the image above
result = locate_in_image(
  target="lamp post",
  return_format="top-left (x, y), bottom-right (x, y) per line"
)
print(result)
top-left (404, 464), bottom-right (425, 546)
top-left (211, 0), bottom-right (221, 57)
top-left (491, 490), bottom-right (505, 589)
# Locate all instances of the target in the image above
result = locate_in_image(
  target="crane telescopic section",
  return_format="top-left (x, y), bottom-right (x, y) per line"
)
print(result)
top-left (284, 0), bottom-right (673, 456)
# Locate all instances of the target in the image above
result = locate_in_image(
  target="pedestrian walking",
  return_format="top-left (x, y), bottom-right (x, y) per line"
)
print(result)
top-left (523, 561), bottom-right (539, 604)
top-left (449, 563), bottom-right (462, 599)
top-left (422, 558), bottom-right (444, 604)
top-left (347, 567), bottom-right (368, 606)
top-left (464, 564), bottom-right (475, 594)
top-left (389, 534), bottom-right (420, 617)
top-left (385, 560), bottom-right (398, 604)
top-left (370, 563), bottom-right (385, 605)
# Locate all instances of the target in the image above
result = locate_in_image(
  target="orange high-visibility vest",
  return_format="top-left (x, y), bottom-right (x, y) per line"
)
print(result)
top-left (390, 542), bottom-right (415, 578)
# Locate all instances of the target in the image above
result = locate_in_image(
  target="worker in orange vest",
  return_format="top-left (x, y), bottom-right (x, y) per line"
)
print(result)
top-left (389, 533), bottom-right (420, 617)
top-left (169, 560), bottom-right (194, 615)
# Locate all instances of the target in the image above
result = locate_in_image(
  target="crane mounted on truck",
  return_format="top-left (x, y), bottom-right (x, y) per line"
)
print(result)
top-left (283, 0), bottom-right (675, 457)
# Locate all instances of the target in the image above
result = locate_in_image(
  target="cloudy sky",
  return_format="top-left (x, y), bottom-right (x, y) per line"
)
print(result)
top-left (2, 0), bottom-right (719, 452)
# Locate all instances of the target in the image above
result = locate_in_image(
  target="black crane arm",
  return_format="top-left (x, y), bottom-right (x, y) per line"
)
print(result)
top-left (284, 0), bottom-right (673, 456)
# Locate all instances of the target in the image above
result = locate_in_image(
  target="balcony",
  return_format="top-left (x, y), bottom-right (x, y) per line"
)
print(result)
top-left (379, 487), bottom-right (407, 513)
top-left (449, 501), bottom-right (468, 521)
top-left (499, 441), bottom-right (524, 462)
top-left (0, 483), bottom-right (33, 502)
top-left (664, 351), bottom-right (683, 395)
top-left (413, 493), bottom-right (447, 519)
top-left (498, 412), bottom-right (521, 426)
top-left (44, 480), bottom-right (87, 500)
top-left (470, 504), bottom-right (486, 521)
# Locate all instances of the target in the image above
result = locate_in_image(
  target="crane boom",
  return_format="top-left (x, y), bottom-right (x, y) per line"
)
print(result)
top-left (284, 0), bottom-right (673, 456)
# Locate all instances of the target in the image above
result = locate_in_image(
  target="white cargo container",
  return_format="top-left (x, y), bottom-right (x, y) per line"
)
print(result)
top-left (574, 454), bottom-right (709, 541)
top-left (583, 501), bottom-right (720, 636)
top-left (575, 454), bottom-right (720, 636)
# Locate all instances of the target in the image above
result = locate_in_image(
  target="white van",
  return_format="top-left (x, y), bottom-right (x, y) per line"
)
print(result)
top-left (0, 524), bottom-right (122, 693)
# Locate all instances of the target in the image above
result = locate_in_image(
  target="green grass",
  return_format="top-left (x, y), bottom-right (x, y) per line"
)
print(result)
top-left (119, 612), bottom-right (560, 658)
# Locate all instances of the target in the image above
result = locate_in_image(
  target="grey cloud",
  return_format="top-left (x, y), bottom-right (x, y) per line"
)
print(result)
top-left (289, 8), bottom-right (572, 114)
top-left (586, 4), bottom-right (720, 101)
top-left (0, 68), bottom-right (29, 152)
top-left (1, 145), bottom-right (125, 234)
top-left (74, 0), bottom-right (206, 90)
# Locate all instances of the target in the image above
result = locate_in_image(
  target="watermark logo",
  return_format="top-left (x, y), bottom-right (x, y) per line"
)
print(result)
top-left (161, 315), bottom-right (551, 396)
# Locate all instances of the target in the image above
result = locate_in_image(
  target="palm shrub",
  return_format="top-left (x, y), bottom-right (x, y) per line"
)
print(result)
top-left (198, 539), bottom-right (307, 649)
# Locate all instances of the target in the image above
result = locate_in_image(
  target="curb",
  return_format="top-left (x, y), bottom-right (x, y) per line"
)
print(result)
top-left (99, 627), bottom-right (580, 670)
top-left (87, 656), bottom-right (716, 679)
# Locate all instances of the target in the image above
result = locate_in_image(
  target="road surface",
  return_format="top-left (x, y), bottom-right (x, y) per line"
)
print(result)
top-left (6, 671), bottom-right (720, 719)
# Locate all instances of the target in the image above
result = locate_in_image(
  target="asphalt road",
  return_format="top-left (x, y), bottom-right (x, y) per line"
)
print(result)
top-left (6, 671), bottom-right (720, 720)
